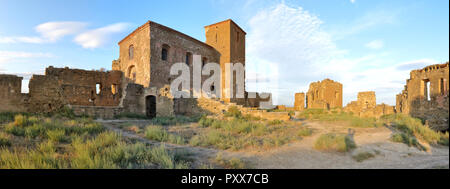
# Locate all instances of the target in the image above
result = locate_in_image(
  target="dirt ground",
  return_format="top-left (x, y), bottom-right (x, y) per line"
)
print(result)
top-left (97, 119), bottom-right (449, 169)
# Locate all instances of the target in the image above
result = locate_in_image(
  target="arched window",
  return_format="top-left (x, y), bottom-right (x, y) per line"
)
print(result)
top-left (162, 44), bottom-right (170, 61)
top-left (185, 52), bottom-right (192, 65)
top-left (129, 45), bottom-right (134, 60)
top-left (128, 65), bottom-right (136, 82)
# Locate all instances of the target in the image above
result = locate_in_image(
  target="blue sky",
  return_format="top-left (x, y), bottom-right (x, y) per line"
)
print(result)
top-left (0, 0), bottom-right (448, 106)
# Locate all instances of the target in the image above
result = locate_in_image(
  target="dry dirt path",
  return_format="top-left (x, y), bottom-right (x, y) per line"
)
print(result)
top-left (97, 119), bottom-right (449, 169)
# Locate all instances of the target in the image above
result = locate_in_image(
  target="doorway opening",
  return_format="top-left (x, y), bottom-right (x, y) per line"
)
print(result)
top-left (145, 95), bottom-right (156, 118)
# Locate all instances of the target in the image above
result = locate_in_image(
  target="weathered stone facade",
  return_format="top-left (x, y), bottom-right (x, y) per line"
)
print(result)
top-left (294, 93), bottom-right (305, 111)
top-left (396, 62), bottom-right (449, 131)
top-left (344, 91), bottom-right (395, 118)
top-left (0, 75), bottom-right (28, 112)
top-left (306, 79), bottom-right (343, 109)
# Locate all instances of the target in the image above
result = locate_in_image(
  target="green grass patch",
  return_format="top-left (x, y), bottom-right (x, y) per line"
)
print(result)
top-left (297, 109), bottom-right (382, 128)
top-left (0, 114), bottom-right (189, 169)
top-left (314, 133), bottom-right (356, 152)
top-left (144, 125), bottom-right (185, 145)
top-left (381, 114), bottom-right (448, 146)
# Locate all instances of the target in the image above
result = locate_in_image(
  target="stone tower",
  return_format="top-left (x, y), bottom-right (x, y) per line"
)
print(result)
top-left (204, 19), bottom-right (246, 103)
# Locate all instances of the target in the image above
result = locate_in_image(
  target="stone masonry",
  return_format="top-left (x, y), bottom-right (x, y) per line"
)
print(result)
top-left (396, 62), bottom-right (449, 131)
top-left (306, 79), bottom-right (343, 109)
top-left (344, 91), bottom-right (395, 118)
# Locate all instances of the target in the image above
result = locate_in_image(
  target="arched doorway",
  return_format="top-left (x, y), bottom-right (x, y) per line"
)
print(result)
top-left (145, 95), bottom-right (156, 118)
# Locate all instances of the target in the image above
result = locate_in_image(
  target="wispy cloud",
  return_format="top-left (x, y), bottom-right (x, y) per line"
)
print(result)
top-left (365, 40), bottom-right (384, 49)
top-left (350, 0), bottom-right (356, 3)
top-left (74, 23), bottom-right (131, 49)
top-left (246, 3), bottom-right (436, 106)
top-left (0, 51), bottom-right (54, 64)
top-left (330, 9), bottom-right (399, 40)
top-left (0, 22), bottom-right (87, 44)
top-left (0, 21), bottom-right (131, 49)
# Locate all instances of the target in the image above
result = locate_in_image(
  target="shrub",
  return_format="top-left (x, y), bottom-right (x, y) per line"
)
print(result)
top-left (391, 133), bottom-right (426, 151)
top-left (382, 114), bottom-right (446, 145)
top-left (314, 133), bottom-right (356, 152)
top-left (297, 127), bottom-right (313, 137)
top-left (224, 106), bottom-right (242, 118)
top-left (0, 132), bottom-right (11, 147)
top-left (352, 152), bottom-right (375, 162)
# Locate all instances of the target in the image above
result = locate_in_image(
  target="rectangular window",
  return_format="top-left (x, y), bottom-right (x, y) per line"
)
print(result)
top-left (96, 83), bottom-right (101, 95)
top-left (111, 84), bottom-right (118, 95)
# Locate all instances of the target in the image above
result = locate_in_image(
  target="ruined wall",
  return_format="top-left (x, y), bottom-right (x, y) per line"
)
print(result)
top-left (1, 66), bottom-right (126, 114)
top-left (396, 62), bottom-right (449, 131)
top-left (0, 75), bottom-right (28, 112)
top-left (294, 93), bottom-right (305, 111)
top-left (205, 19), bottom-right (246, 104)
top-left (344, 91), bottom-right (394, 118)
top-left (306, 79), bottom-right (343, 109)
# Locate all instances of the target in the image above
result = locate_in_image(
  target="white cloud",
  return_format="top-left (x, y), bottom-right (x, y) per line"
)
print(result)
top-left (350, 0), bottom-right (356, 3)
top-left (35, 21), bottom-right (87, 42)
top-left (0, 21), bottom-right (130, 48)
top-left (246, 3), bottom-right (342, 105)
top-left (246, 3), bottom-right (435, 106)
top-left (0, 22), bottom-right (87, 44)
top-left (365, 40), bottom-right (384, 49)
top-left (74, 23), bottom-right (131, 49)
top-left (0, 51), bottom-right (54, 64)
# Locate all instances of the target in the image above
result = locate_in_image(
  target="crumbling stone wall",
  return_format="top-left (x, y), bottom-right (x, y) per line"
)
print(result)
top-left (294, 93), bottom-right (305, 111)
top-left (344, 91), bottom-right (394, 118)
top-left (26, 67), bottom-right (123, 112)
top-left (0, 75), bottom-right (28, 112)
top-left (306, 79), bottom-right (343, 109)
top-left (396, 62), bottom-right (449, 131)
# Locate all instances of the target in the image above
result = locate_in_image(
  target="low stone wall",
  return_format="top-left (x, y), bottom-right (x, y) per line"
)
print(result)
top-left (70, 105), bottom-right (125, 119)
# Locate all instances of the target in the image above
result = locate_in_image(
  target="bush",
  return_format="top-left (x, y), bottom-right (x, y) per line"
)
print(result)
top-left (382, 114), bottom-right (447, 145)
top-left (391, 133), bottom-right (426, 150)
top-left (224, 106), bottom-right (242, 118)
top-left (0, 132), bottom-right (11, 147)
top-left (352, 152), bottom-right (375, 162)
top-left (314, 133), bottom-right (356, 152)
top-left (297, 127), bottom-right (313, 137)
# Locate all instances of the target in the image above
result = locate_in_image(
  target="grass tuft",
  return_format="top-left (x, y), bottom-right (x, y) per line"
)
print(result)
top-left (314, 133), bottom-right (356, 152)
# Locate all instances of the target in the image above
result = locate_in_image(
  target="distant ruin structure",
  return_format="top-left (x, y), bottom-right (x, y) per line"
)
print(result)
top-left (306, 79), bottom-right (343, 109)
top-left (344, 91), bottom-right (395, 118)
top-left (294, 93), bottom-right (305, 111)
top-left (396, 62), bottom-right (449, 131)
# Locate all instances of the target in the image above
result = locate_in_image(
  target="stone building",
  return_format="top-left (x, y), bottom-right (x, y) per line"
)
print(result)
top-left (110, 19), bottom-right (249, 117)
top-left (396, 62), bottom-right (449, 131)
top-left (306, 79), bottom-right (343, 109)
top-left (344, 91), bottom-right (395, 118)
top-left (0, 19), bottom-right (277, 119)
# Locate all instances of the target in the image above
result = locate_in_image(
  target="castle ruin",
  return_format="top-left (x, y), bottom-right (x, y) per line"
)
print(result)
top-left (306, 79), bottom-right (343, 109)
top-left (344, 91), bottom-right (395, 118)
top-left (396, 62), bottom-right (449, 131)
